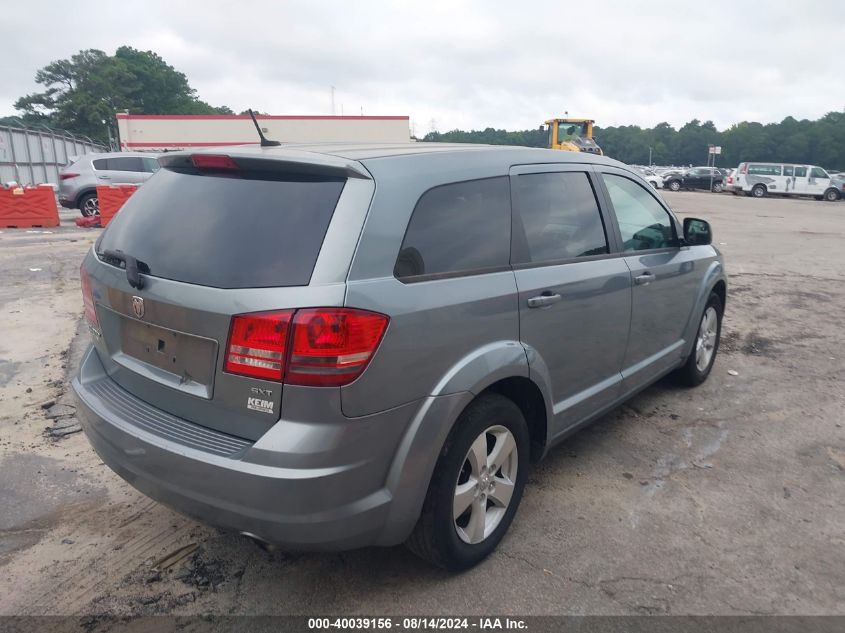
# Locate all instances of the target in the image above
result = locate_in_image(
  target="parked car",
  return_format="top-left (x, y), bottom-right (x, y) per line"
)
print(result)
top-left (829, 173), bottom-right (845, 200)
top-left (59, 152), bottom-right (160, 216)
top-left (724, 168), bottom-right (740, 193)
top-left (73, 144), bottom-right (726, 570)
top-left (663, 167), bottom-right (724, 192)
top-left (733, 162), bottom-right (840, 201)
top-left (634, 167), bottom-right (664, 189)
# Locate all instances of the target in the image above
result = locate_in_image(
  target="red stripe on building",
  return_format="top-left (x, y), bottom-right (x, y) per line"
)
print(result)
top-left (116, 114), bottom-right (409, 121)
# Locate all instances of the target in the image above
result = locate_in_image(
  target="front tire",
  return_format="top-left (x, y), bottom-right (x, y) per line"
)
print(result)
top-left (822, 189), bottom-right (839, 201)
top-left (78, 193), bottom-right (99, 217)
top-left (406, 393), bottom-right (529, 571)
top-left (675, 292), bottom-right (723, 387)
top-left (668, 180), bottom-right (681, 192)
top-left (712, 182), bottom-right (723, 193)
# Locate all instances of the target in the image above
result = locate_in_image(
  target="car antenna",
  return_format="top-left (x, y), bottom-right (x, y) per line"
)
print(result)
top-left (248, 109), bottom-right (281, 147)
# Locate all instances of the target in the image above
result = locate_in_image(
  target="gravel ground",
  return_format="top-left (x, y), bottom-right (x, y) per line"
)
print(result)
top-left (0, 195), bottom-right (843, 619)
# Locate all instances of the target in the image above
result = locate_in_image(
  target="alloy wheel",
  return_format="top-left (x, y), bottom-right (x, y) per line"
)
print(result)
top-left (695, 306), bottom-right (718, 372)
top-left (453, 425), bottom-right (518, 545)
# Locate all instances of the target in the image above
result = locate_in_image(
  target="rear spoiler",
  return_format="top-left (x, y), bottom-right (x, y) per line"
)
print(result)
top-left (158, 153), bottom-right (371, 180)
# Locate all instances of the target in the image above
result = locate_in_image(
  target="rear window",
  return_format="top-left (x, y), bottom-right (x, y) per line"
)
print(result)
top-left (97, 168), bottom-right (346, 289)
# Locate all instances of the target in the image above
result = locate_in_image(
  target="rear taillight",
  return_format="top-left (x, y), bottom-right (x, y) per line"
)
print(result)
top-left (224, 310), bottom-right (293, 381)
top-left (287, 308), bottom-right (389, 387)
top-left (223, 308), bottom-right (389, 386)
top-left (60, 172), bottom-right (80, 180)
top-left (80, 266), bottom-right (99, 329)
top-left (727, 176), bottom-right (733, 184)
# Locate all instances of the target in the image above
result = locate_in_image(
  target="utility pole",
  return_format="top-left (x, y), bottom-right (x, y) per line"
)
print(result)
top-left (331, 86), bottom-right (335, 115)
top-left (648, 146), bottom-right (653, 167)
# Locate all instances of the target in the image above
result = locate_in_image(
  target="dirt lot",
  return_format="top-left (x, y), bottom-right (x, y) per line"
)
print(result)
top-left (1, 194), bottom-right (843, 618)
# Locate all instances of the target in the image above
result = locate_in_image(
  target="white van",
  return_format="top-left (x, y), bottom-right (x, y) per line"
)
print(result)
top-left (730, 163), bottom-right (841, 201)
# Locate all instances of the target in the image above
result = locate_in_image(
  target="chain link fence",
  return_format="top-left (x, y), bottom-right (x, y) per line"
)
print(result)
top-left (0, 121), bottom-right (108, 186)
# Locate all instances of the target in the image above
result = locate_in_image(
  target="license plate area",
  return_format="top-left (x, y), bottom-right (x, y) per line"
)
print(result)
top-left (116, 316), bottom-right (218, 399)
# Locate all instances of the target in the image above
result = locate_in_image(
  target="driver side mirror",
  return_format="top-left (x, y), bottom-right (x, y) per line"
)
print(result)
top-left (683, 217), bottom-right (712, 246)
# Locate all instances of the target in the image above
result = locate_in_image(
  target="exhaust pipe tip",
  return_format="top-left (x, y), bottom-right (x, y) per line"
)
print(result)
top-left (240, 531), bottom-right (276, 552)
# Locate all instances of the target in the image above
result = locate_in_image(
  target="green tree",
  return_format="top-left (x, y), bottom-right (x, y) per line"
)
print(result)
top-left (14, 47), bottom-right (231, 143)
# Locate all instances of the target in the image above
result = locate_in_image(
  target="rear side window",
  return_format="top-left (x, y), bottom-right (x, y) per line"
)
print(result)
top-left (98, 168), bottom-right (346, 288)
top-left (513, 171), bottom-right (608, 263)
top-left (142, 157), bottom-right (160, 173)
top-left (92, 158), bottom-right (108, 170)
top-left (394, 177), bottom-right (511, 280)
top-left (108, 157), bottom-right (145, 172)
top-left (783, 166), bottom-right (794, 176)
top-left (748, 164), bottom-right (781, 176)
top-left (794, 166), bottom-right (807, 177)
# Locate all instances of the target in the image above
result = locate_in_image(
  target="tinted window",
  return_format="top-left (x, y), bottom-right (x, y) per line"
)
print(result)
top-left (98, 168), bottom-right (346, 288)
top-left (748, 164), bottom-right (781, 176)
top-left (513, 172), bottom-right (608, 263)
top-left (603, 174), bottom-right (676, 251)
top-left (394, 177), bottom-right (511, 279)
top-left (783, 165), bottom-right (794, 176)
top-left (794, 166), bottom-right (807, 177)
top-left (108, 157), bottom-right (145, 172)
top-left (810, 167), bottom-right (828, 178)
top-left (92, 158), bottom-right (108, 170)
top-left (142, 157), bottom-right (160, 173)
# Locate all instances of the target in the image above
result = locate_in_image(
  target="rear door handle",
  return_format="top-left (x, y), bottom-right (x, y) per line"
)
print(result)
top-left (527, 293), bottom-right (562, 308)
top-left (634, 272), bottom-right (655, 286)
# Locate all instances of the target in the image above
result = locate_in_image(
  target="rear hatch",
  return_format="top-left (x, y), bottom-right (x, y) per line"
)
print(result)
top-left (84, 151), bottom-right (356, 440)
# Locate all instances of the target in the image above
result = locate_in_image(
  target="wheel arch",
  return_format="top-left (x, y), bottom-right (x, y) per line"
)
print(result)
top-left (74, 187), bottom-right (98, 208)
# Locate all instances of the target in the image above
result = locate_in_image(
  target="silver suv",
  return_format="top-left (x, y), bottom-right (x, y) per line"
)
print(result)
top-left (73, 144), bottom-right (726, 570)
top-left (59, 151), bottom-right (160, 216)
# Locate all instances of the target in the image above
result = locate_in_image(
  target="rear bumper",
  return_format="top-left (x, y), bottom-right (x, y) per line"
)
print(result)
top-left (73, 346), bottom-right (467, 550)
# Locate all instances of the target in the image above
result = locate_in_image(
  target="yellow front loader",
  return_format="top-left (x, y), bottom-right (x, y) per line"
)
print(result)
top-left (545, 118), bottom-right (603, 155)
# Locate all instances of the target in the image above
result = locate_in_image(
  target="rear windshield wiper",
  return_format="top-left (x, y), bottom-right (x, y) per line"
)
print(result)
top-left (102, 249), bottom-right (147, 289)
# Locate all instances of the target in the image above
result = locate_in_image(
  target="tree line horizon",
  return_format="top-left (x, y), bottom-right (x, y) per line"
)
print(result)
top-left (424, 112), bottom-right (845, 170)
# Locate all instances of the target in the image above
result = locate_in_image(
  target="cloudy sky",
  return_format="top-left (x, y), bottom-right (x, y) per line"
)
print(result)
top-left (2, 0), bottom-right (842, 133)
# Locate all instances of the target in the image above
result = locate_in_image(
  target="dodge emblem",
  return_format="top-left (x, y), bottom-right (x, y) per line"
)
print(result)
top-left (132, 296), bottom-right (145, 319)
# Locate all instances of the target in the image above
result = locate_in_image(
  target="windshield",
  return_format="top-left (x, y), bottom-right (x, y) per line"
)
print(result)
top-left (558, 121), bottom-right (587, 141)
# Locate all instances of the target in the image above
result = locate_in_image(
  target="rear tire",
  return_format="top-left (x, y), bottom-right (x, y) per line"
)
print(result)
top-left (78, 193), bottom-right (99, 217)
top-left (406, 393), bottom-right (529, 571)
top-left (675, 292), bottom-right (723, 387)
top-left (751, 184), bottom-right (766, 198)
top-left (712, 182), bottom-right (723, 193)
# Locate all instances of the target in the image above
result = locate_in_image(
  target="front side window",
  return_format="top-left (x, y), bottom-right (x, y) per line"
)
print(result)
top-left (142, 157), bottom-right (161, 173)
top-left (513, 172), bottom-right (608, 263)
top-left (810, 167), bottom-right (828, 179)
top-left (603, 174), bottom-right (677, 252)
top-left (394, 177), bottom-right (511, 280)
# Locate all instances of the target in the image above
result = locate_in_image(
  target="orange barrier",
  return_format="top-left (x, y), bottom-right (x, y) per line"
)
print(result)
top-left (0, 185), bottom-right (60, 228)
top-left (97, 184), bottom-right (138, 226)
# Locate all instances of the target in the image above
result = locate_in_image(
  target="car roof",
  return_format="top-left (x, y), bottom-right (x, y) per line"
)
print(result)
top-left (183, 142), bottom-right (627, 174)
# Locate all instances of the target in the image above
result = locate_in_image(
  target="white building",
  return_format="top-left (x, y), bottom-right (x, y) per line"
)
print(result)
top-left (116, 113), bottom-right (411, 151)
